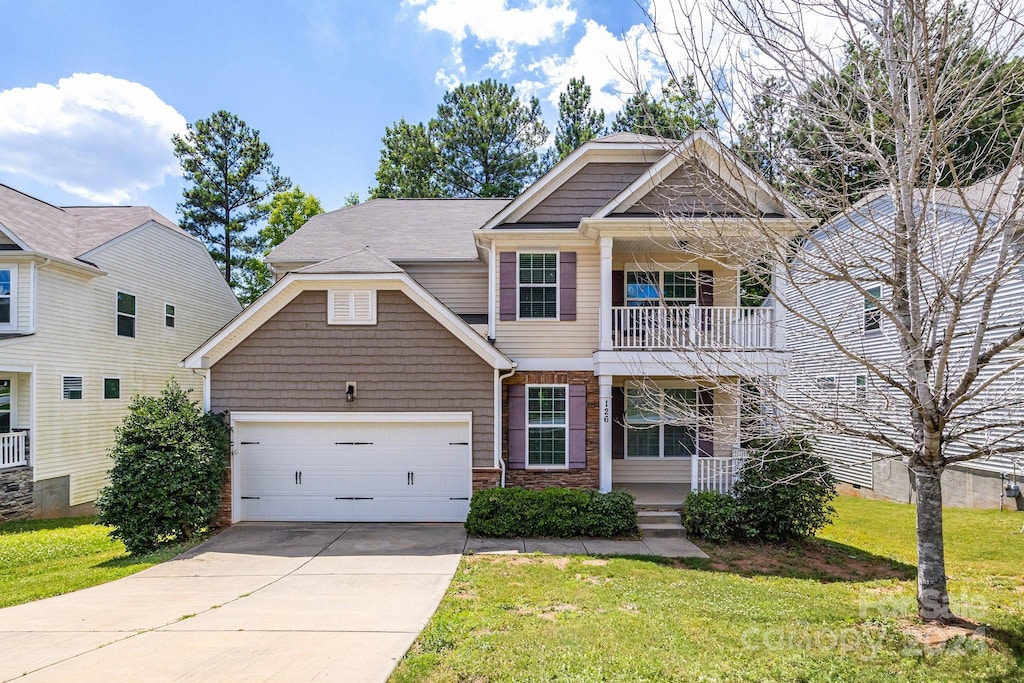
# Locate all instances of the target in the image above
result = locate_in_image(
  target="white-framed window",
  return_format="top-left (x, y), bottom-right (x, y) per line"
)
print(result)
top-left (62, 375), bottom-right (83, 401)
top-left (626, 270), bottom-right (697, 307)
top-left (0, 378), bottom-right (11, 431)
top-left (0, 264), bottom-right (17, 328)
top-left (518, 253), bottom-right (558, 319)
top-left (327, 289), bottom-right (376, 325)
top-left (855, 374), bottom-right (867, 401)
top-left (103, 377), bottom-right (121, 400)
top-left (625, 387), bottom-right (697, 458)
top-left (116, 291), bottom-right (136, 338)
top-left (526, 385), bottom-right (568, 467)
top-left (863, 284), bottom-right (882, 332)
top-left (164, 303), bottom-right (176, 328)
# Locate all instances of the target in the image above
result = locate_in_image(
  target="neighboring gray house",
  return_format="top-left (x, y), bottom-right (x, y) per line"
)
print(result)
top-left (185, 132), bottom-right (804, 525)
top-left (785, 180), bottom-right (1024, 510)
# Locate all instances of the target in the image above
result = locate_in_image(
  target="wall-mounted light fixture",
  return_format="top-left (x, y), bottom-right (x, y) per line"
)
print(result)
top-left (345, 382), bottom-right (357, 402)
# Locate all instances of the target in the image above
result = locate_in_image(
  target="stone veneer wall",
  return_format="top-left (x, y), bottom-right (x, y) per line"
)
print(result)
top-left (0, 467), bottom-right (34, 522)
top-left (502, 371), bottom-right (600, 490)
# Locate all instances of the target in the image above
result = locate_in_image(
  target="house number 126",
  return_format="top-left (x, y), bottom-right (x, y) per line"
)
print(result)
top-left (602, 400), bottom-right (610, 424)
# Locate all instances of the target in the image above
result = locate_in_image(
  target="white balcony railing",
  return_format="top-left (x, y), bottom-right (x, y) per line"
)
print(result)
top-left (691, 448), bottom-right (747, 494)
top-left (612, 305), bottom-right (775, 351)
top-left (0, 432), bottom-right (27, 468)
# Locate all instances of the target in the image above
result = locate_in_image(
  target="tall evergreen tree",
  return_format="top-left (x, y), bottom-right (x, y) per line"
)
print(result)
top-left (734, 76), bottom-right (790, 188)
top-left (612, 76), bottom-right (718, 139)
top-left (553, 76), bottom-right (606, 160)
top-left (369, 119), bottom-right (442, 199)
top-left (172, 110), bottom-right (290, 288)
top-left (432, 80), bottom-right (549, 197)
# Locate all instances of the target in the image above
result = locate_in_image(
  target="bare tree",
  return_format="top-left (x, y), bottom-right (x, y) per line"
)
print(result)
top-left (634, 0), bottom-right (1024, 623)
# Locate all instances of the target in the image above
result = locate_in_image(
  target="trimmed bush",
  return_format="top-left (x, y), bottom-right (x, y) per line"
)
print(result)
top-left (683, 491), bottom-right (740, 544)
top-left (465, 487), bottom-right (638, 538)
top-left (96, 379), bottom-right (229, 554)
top-left (732, 434), bottom-right (837, 542)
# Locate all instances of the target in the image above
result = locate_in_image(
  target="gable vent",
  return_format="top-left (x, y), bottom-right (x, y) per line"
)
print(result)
top-left (328, 289), bottom-right (377, 325)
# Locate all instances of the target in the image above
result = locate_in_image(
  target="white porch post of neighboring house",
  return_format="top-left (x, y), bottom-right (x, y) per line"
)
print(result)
top-left (772, 260), bottom-right (787, 351)
top-left (599, 236), bottom-right (613, 351)
top-left (599, 374), bottom-right (612, 492)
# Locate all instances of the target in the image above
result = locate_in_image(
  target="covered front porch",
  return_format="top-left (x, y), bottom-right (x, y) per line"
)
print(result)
top-left (0, 370), bottom-right (31, 469)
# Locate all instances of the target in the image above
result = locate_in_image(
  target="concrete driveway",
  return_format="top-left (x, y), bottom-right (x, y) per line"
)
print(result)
top-left (0, 523), bottom-right (467, 682)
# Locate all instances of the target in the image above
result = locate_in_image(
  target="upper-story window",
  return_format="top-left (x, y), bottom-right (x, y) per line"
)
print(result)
top-left (0, 267), bottom-right (12, 326)
top-left (518, 253), bottom-right (558, 319)
top-left (626, 270), bottom-right (696, 307)
top-left (164, 304), bottom-right (176, 328)
top-left (116, 291), bottom-right (136, 338)
top-left (864, 284), bottom-right (882, 332)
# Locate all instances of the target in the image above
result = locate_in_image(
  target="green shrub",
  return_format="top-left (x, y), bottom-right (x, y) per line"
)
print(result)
top-left (465, 487), bottom-right (638, 538)
top-left (96, 379), bottom-right (229, 554)
top-left (683, 491), bottom-right (740, 544)
top-left (732, 434), bottom-right (837, 542)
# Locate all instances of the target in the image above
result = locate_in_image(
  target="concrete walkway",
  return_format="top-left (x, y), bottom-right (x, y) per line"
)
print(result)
top-left (0, 524), bottom-right (707, 683)
top-left (0, 523), bottom-right (467, 683)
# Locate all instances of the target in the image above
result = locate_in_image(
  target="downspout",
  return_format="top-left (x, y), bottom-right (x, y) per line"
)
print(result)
top-left (495, 364), bottom-right (517, 487)
top-left (487, 240), bottom-right (497, 342)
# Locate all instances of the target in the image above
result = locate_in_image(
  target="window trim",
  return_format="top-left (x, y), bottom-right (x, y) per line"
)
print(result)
top-left (61, 374), bottom-right (84, 401)
top-left (116, 290), bottom-right (137, 338)
top-left (0, 264), bottom-right (18, 331)
top-left (0, 376), bottom-right (13, 431)
top-left (516, 251), bottom-right (559, 321)
top-left (164, 303), bottom-right (176, 328)
top-left (623, 386), bottom-right (698, 459)
top-left (525, 383), bottom-right (569, 469)
top-left (854, 374), bottom-right (867, 401)
top-left (863, 284), bottom-right (882, 333)
top-left (103, 377), bottom-right (121, 400)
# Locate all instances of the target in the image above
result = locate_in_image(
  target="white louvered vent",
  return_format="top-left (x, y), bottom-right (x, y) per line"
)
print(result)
top-left (328, 289), bottom-right (377, 325)
top-left (62, 375), bottom-right (84, 400)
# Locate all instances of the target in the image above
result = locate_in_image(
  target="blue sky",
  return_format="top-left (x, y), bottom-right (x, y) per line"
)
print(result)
top-left (0, 1), bottom-right (664, 221)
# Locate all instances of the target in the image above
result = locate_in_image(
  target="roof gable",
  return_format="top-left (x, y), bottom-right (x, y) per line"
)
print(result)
top-left (517, 162), bottom-right (651, 224)
top-left (596, 132), bottom-right (805, 219)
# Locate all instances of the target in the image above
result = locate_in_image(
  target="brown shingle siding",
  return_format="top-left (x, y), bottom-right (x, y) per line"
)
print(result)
top-left (211, 290), bottom-right (495, 467)
top-left (520, 162), bottom-right (650, 222)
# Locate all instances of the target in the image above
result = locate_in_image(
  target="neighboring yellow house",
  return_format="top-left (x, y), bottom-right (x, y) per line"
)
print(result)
top-left (0, 183), bottom-right (240, 520)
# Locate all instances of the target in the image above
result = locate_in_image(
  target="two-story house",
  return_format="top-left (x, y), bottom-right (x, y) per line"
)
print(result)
top-left (0, 184), bottom-right (241, 521)
top-left (184, 132), bottom-right (806, 524)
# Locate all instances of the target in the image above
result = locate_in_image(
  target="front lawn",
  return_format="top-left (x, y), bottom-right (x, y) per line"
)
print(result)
top-left (391, 496), bottom-right (1024, 682)
top-left (0, 516), bottom-right (195, 609)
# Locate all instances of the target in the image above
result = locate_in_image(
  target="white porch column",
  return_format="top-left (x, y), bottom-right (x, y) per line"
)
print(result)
top-left (599, 374), bottom-right (612, 492)
top-left (599, 236), bottom-right (613, 351)
top-left (772, 260), bottom-right (787, 351)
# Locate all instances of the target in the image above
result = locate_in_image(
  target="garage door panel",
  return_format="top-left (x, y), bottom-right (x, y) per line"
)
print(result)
top-left (235, 417), bottom-right (472, 522)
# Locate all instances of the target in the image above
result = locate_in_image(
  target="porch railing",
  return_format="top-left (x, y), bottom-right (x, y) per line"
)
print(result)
top-left (612, 306), bottom-right (775, 350)
top-left (691, 447), bottom-right (747, 494)
top-left (0, 432), bottom-right (27, 468)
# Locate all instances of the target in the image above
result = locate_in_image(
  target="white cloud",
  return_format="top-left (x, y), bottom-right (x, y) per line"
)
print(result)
top-left (413, 0), bottom-right (576, 47)
top-left (0, 73), bottom-right (186, 203)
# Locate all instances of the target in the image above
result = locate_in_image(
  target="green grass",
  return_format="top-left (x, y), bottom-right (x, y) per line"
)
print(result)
top-left (0, 516), bottom-right (198, 608)
top-left (391, 496), bottom-right (1024, 683)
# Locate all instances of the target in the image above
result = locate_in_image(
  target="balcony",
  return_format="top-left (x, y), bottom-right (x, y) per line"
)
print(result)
top-left (611, 305), bottom-right (775, 351)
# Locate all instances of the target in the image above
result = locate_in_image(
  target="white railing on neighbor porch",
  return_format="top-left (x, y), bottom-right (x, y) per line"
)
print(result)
top-left (0, 432), bottom-right (27, 468)
top-left (691, 448), bottom-right (748, 494)
top-left (612, 306), bottom-right (774, 350)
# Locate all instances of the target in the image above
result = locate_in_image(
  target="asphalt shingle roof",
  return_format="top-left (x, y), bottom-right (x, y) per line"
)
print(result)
top-left (267, 198), bottom-right (510, 264)
top-left (0, 184), bottom-right (183, 263)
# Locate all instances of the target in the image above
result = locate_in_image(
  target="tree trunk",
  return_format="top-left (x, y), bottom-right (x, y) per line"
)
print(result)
top-left (914, 463), bottom-right (953, 622)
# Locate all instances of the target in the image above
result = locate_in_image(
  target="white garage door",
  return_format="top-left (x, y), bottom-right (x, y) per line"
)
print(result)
top-left (234, 415), bottom-right (472, 522)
